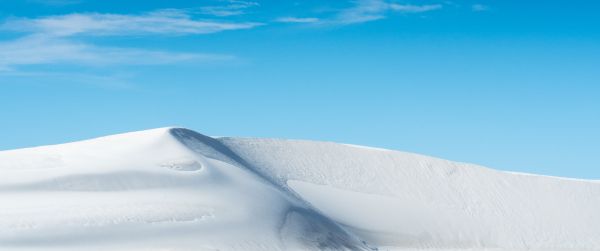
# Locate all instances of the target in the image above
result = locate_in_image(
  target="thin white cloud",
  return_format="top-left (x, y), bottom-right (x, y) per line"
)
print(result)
top-left (334, 0), bottom-right (389, 24)
top-left (389, 4), bottom-right (442, 13)
top-left (199, 0), bottom-right (259, 17)
top-left (0, 8), bottom-right (253, 71)
top-left (1, 9), bottom-right (262, 37)
top-left (0, 35), bottom-right (234, 70)
top-left (330, 0), bottom-right (443, 25)
top-left (471, 4), bottom-right (490, 12)
top-left (0, 4), bottom-right (260, 81)
top-left (275, 17), bottom-right (320, 23)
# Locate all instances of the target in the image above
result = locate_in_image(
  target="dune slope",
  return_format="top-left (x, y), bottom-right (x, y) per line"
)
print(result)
top-left (0, 128), bottom-right (368, 251)
top-left (220, 137), bottom-right (600, 250)
top-left (1, 127), bottom-right (599, 250)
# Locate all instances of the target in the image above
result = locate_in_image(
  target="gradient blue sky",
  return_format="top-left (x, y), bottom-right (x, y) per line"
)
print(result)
top-left (1, 0), bottom-right (599, 179)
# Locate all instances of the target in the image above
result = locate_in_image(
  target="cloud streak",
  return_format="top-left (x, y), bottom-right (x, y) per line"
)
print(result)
top-left (198, 0), bottom-right (259, 17)
top-left (471, 4), bottom-right (490, 12)
top-left (2, 9), bottom-right (262, 37)
top-left (311, 0), bottom-right (444, 25)
top-left (0, 8), bottom-right (259, 71)
top-left (275, 17), bottom-right (321, 23)
top-left (389, 4), bottom-right (442, 13)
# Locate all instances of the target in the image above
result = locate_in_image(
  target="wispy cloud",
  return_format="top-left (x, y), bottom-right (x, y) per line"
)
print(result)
top-left (321, 0), bottom-right (443, 25)
top-left (389, 4), bottom-right (442, 13)
top-left (0, 35), bottom-right (233, 70)
top-left (275, 17), bottom-right (320, 23)
top-left (471, 4), bottom-right (490, 12)
top-left (334, 0), bottom-right (389, 24)
top-left (2, 9), bottom-right (262, 37)
top-left (199, 0), bottom-right (259, 17)
top-left (0, 8), bottom-right (259, 71)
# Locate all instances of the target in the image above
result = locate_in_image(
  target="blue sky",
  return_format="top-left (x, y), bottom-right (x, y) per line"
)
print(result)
top-left (1, 0), bottom-right (599, 179)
